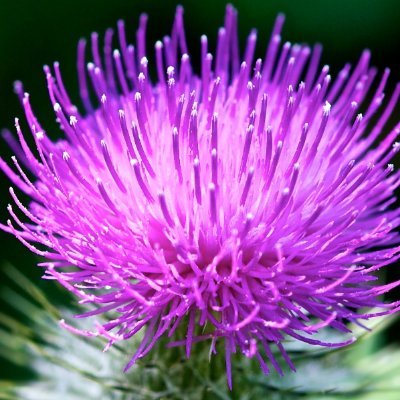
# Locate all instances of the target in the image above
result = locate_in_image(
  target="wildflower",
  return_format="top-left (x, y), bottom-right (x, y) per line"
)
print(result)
top-left (1, 5), bottom-right (399, 388)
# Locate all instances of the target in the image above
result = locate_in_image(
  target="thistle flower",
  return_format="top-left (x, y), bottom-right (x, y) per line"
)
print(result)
top-left (1, 5), bottom-right (400, 388)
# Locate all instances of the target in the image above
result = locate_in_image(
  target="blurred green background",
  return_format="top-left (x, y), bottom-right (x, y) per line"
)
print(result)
top-left (0, 0), bottom-right (399, 382)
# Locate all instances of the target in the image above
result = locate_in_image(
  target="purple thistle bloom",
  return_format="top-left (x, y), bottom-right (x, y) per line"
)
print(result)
top-left (1, 5), bottom-right (400, 388)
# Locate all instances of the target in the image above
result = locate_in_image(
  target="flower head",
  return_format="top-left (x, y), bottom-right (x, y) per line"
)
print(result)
top-left (1, 5), bottom-right (400, 388)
